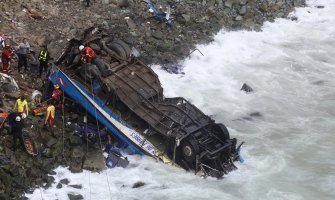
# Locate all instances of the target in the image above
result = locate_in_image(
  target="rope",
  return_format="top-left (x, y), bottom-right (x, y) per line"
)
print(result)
top-left (84, 63), bottom-right (92, 200)
top-left (87, 68), bottom-right (113, 200)
top-left (62, 90), bottom-right (65, 159)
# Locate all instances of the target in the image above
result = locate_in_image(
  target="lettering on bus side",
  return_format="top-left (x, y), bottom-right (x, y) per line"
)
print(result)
top-left (145, 144), bottom-right (154, 152)
top-left (130, 132), bottom-right (144, 144)
top-left (130, 132), bottom-right (155, 155)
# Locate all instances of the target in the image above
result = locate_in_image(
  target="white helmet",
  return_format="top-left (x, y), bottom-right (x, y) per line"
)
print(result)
top-left (21, 113), bottom-right (27, 119)
top-left (79, 45), bottom-right (85, 51)
top-left (15, 116), bottom-right (21, 122)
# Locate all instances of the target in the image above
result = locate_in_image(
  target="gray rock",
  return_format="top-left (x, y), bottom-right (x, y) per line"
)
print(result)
top-left (60, 178), bottom-right (70, 185)
top-left (56, 183), bottom-right (62, 189)
top-left (45, 176), bottom-right (55, 185)
top-left (7, 165), bottom-right (19, 177)
top-left (69, 148), bottom-right (85, 173)
top-left (249, 112), bottom-right (262, 117)
top-left (152, 31), bottom-right (163, 40)
top-left (239, 0), bottom-right (247, 5)
top-left (126, 19), bottom-right (137, 31)
top-left (235, 15), bottom-right (243, 21)
top-left (240, 83), bottom-right (253, 93)
top-left (0, 194), bottom-right (10, 200)
top-left (130, 31), bottom-right (139, 37)
top-left (294, 0), bottom-right (306, 6)
top-left (182, 14), bottom-right (191, 22)
top-left (277, 12), bottom-right (285, 18)
top-left (68, 194), bottom-right (84, 200)
top-left (42, 148), bottom-right (52, 158)
top-left (46, 138), bottom-right (57, 148)
top-left (218, 0), bottom-right (223, 7)
top-left (239, 6), bottom-right (247, 15)
top-left (259, 2), bottom-right (268, 11)
top-left (132, 181), bottom-right (145, 188)
top-left (48, 170), bottom-right (57, 175)
top-left (225, 0), bottom-right (234, 8)
top-left (69, 135), bottom-right (82, 146)
top-left (69, 184), bottom-right (82, 189)
top-left (118, 0), bottom-right (130, 8)
top-left (71, 113), bottom-right (79, 120)
top-left (290, 16), bottom-right (298, 21)
top-left (36, 36), bottom-right (46, 47)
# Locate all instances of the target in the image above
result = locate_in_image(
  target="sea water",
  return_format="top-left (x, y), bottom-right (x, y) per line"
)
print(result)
top-left (27, 0), bottom-right (335, 199)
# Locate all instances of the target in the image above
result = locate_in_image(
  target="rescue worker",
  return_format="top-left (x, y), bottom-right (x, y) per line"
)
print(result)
top-left (79, 45), bottom-right (96, 64)
top-left (8, 112), bottom-right (25, 151)
top-left (1, 44), bottom-right (16, 74)
top-left (51, 84), bottom-right (63, 107)
top-left (0, 33), bottom-right (6, 48)
top-left (86, 0), bottom-right (90, 7)
top-left (51, 84), bottom-right (64, 120)
top-left (29, 50), bottom-right (40, 76)
top-left (14, 95), bottom-right (29, 116)
top-left (44, 100), bottom-right (56, 137)
top-left (17, 38), bottom-right (30, 73)
top-left (38, 46), bottom-right (50, 77)
top-left (31, 90), bottom-right (42, 107)
top-left (85, 0), bottom-right (95, 7)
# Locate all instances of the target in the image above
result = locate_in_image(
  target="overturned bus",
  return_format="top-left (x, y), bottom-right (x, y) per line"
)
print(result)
top-left (49, 28), bottom-right (243, 178)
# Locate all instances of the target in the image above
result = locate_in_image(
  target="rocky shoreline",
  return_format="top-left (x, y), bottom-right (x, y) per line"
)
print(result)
top-left (0, 0), bottom-right (306, 199)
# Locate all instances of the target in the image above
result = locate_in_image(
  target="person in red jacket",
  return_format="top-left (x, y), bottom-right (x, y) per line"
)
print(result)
top-left (1, 44), bottom-right (15, 74)
top-left (51, 84), bottom-right (64, 119)
top-left (79, 45), bottom-right (96, 63)
top-left (51, 84), bottom-right (63, 107)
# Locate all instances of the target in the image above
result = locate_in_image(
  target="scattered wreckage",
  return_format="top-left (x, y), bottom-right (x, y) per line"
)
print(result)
top-left (49, 27), bottom-right (243, 178)
top-left (142, 0), bottom-right (174, 26)
top-left (0, 72), bottom-right (20, 106)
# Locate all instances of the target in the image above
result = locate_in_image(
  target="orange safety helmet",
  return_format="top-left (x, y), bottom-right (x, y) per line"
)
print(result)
top-left (54, 84), bottom-right (60, 89)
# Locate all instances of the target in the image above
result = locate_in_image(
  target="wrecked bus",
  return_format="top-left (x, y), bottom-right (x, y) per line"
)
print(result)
top-left (49, 27), bottom-right (243, 178)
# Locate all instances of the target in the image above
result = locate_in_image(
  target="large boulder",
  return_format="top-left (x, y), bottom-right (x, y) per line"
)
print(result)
top-left (82, 151), bottom-right (106, 172)
top-left (0, 73), bottom-right (19, 93)
top-left (69, 147), bottom-right (85, 173)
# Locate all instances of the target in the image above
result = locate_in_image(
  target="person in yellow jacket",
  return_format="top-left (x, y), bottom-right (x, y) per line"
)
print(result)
top-left (45, 100), bottom-right (55, 127)
top-left (14, 95), bottom-right (29, 116)
top-left (43, 100), bottom-right (56, 137)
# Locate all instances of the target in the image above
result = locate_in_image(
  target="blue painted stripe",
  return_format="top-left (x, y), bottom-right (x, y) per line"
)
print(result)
top-left (49, 69), bottom-right (146, 155)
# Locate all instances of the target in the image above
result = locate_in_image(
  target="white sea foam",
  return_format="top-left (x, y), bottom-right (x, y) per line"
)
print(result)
top-left (27, 0), bottom-right (335, 199)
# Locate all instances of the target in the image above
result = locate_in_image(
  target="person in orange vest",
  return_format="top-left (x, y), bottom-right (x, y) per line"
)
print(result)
top-left (14, 95), bottom-right (29, 116)
top-left (1, 44), bottom-right (16, 74)
top-left (44, 100), bottom-right (56, 137)
top-left (79, 45), bottom-right (96, 63)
